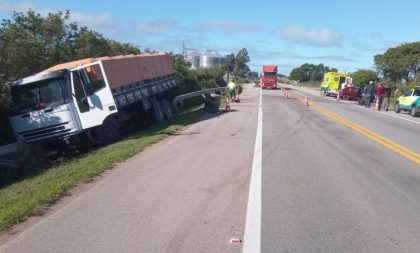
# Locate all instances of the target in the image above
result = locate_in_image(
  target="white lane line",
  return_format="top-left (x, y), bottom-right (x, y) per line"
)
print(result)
top-left (376, 110), bottom-right (420, 125)
top-left (346, 102), bottom-right (420, 125)
top-left (242, 88), bottom-right (262, 253)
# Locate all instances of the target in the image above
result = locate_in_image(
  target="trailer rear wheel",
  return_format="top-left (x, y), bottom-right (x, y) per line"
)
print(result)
top-left (152, 100), bottom-right (165, 122)
top-left (161, 100), bottom-right (173, 120)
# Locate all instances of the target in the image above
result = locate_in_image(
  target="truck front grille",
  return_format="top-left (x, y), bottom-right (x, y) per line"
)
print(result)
top-left (19, 122), bottom-right (71, 141)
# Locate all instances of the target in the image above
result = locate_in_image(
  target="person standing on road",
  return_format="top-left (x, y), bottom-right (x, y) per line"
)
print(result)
top-left (253, 79), bottom-right (260, 87)
top-left (365, 81), bottom-right (374, 108)
top-left (227, 79), bottom-right (236, 104)
top-left (375, 82), bottom-right (385, 110)
top-left (383, 84), bottom-right (393, 111)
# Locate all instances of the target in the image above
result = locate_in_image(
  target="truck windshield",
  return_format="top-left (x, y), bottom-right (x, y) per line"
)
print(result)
top-left (263, 72), bottom-right (277, 77)
top-left (10, 77), bottom-right (71, 116)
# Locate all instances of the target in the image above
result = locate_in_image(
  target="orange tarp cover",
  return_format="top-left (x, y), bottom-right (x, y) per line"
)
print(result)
top-left (43, 53), bottom-right (174, 89)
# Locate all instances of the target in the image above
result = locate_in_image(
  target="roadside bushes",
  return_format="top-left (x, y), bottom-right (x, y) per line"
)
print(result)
top-left (170, 54), bottom-right (228, 110)
top-left (195, 67), bottom-right (227, 89)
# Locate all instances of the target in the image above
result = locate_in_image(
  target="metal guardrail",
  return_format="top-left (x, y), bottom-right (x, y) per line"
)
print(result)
top-left (172, 87), bottom-right (226, 108)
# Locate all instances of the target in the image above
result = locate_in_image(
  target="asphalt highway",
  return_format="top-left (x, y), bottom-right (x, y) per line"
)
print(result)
top-left (260, 85), bottom-right (420, 252)
top-left (1, 84), bottom-right (420, 253)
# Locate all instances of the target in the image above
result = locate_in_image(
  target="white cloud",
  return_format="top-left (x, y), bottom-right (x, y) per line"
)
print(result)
top-left (276, 26), bottom-right (341, 47)
top-left (195, 20), bottom-right (263, 33)
top-left (0, 1), bottom-right (112, 28)
top-left (363, 33), bottom-right (384, 39)
top-left (319, 55), bottom-right (357, 62)
top-left (0, 1), bottom-right (55, 14)
top-left (69, 11), bottom-right (112, 27)
top-left (135, 19), bottom-right (179, 34)
top-left (350, 37), bottom-right (402, 54)
top-left (290, 52), bottom-right (356, 63)
top-left (381, 40), bottom-right (402, 51)
top-left (251, 48), bottom-right (356, 64)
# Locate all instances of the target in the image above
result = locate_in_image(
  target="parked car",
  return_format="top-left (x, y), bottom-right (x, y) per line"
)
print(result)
top-left (339, 86), bottom-right (362, 101)
top-left (394, 87), bottom-right (420, 117)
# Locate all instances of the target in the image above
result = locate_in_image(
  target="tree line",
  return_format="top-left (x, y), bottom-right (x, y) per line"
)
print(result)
top-left (289, 63), bottom-right (337, 82)
top-left (374, 41), bottom-right (420, 83)
top-left (352, 41), bottom-right (419, 87)
top-left (226, 48), bottom-right (250, 80)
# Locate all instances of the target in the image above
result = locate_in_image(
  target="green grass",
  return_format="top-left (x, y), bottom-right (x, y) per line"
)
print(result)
top-left (0, 109), bottom-right (205, 232)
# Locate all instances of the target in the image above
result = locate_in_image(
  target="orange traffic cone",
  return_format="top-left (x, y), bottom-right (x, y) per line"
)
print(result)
top-left (304, 96), bottom-right (309, 106)
top-left (374, 98), bottom-right (379, 111)
top-left (235, 93), bottom-right (240, 102)
top-left (336, 93), bottom-right (340, 102)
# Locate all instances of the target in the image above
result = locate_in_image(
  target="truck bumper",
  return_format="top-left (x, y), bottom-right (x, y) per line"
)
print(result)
top-left (261, 83), bottom-right (277, 89)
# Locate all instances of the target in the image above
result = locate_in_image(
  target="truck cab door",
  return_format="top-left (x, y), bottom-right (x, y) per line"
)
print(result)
top-left (71, 62), bottom-right (117, 130)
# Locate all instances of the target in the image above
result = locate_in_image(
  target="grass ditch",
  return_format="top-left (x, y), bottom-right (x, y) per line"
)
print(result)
top-left (0, 109), bottom-right (205, 232)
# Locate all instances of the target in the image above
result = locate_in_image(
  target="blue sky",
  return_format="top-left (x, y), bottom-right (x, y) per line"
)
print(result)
top-left (1, 0), bottom-right (419, 75)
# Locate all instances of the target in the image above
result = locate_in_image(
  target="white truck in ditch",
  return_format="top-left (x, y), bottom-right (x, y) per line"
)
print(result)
top-left (9, 53), bottom-right (177, 149)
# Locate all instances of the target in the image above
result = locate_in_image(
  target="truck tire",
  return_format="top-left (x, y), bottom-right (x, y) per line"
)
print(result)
top-left (394, 103), bottom-right (401, 113)
top-left (152, 100), bottom-right (165, 122)
top-left (411, 105), bottom-right (418, 117)
top-left (161, 100), bottom-right (173, 120)
top-left (88, 119), bottom-right (120, 146)
top-left (343, 94), bottom-right (350, 100)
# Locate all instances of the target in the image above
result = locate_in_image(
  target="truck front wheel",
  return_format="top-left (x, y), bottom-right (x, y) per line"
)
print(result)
top-left (88, 119), bottom-right (120, 146)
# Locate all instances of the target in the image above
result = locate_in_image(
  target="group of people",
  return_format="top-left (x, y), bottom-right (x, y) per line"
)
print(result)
top-left (226, 79), bottom-right (243, 104)
top-left (363, 81), bottom-right (393, 111)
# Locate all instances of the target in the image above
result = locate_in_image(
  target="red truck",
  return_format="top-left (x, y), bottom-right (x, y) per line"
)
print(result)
top-left (261, 65), bottom-right (277, 89)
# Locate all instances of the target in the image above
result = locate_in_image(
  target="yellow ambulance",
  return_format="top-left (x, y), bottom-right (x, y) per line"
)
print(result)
top-left (321, 72), bottom-right (351, 96)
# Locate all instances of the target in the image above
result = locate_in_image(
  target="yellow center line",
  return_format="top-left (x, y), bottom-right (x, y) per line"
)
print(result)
top-left (290, 93), bottom-right (420, 165)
